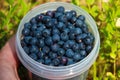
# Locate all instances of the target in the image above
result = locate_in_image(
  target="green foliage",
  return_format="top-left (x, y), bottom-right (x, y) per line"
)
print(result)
top-left (72, 0), bottom-right (120, 79)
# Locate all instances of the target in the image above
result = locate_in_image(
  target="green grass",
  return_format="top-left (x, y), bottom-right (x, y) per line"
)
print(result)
top-left (0, 0), bottom-right (120, 80)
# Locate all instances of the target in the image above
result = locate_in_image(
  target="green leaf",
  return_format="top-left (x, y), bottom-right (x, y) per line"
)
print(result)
top-left (90, 5), bottom-right (99, 18)
top-left (72, 0), bottom-right (80, 6)
top-left (6, 0), bottom-right (14, 5)
top-left (86, 0), bottom-right (95, 5)
top-left (117, 70), bottom-right (120, 78)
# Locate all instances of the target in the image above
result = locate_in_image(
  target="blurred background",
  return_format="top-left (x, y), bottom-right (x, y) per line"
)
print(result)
top-left (0, 0), bottom-right (120, 80)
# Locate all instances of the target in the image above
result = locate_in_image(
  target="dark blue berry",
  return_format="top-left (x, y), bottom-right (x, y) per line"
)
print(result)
top-left (24, 36), bottom-right (32, 44)
top-left (46, 20), bottom-right (53, 28)
top-left (58, 41), bottom-right (64, 46)
top-left (70, 10), bottom-right (77, 17)
top-left (53, 58), bottom-right (60, 66)
top-left (56, 6), bottom-right (65, 13)
top-left (24, 22), bottom-right (31, 29)
top-left (21, 39), bottom-right (27, 47)
top-left (78, 15), bottom-right (85, 21)
top-left (46, 11), bottom-right (54, 17)
top-left (65, 11), bottom-right (72, 20)
top-left (30, 17), bottom-right (37, 24)
top-left (22, 28), bottom-right (30, 36)
top-left (73, 53), bottom-right (81, 62)
top-left (30, 45), bottom-right (39, 53)
top-left (42, 16), bottom-right (51, 23)
top-left (31, 24), bottom-right (37, 31)
top-left (62, 28), bottom-right (70, 34)
top-left (70, 16), bottom-right (77, 23)
top-left (76, 35), bottom-right (82, 43)
top-left (30, 37), bottom-right (38, 45)
top-left (54, 12), bottom-right (63, 18)
top-left (66, 49), bottom-right (74, 58)
top-left (35, 14), bottom-right (44, 22)
top-left (37, 51), bottom-right (45, 59)
top-left (75, 19), bottom-right (83, 27)
top-left (67, 58), bottom-right (74, 65)
top-left (80, 50), bottom-right (87, 57)
top-left (42, 46), bottom-right (50, 53)
top-left (37, 23), bottom-right (46, 30)
top-left (86, 45), bottom-right (93, 53)
top-left (57, 22), bottom-right (65, 30)
top-left (51, 19), bottom-right (57, 25)
top-left (60, 32), bottom-right (69, 41)
top-left (74, 28), bottom-right (82, 35)
top-left (29, 53), bottom-right (37, 60)
top-left (58, 48), bottom-right (65, 56)
top-left (34, 30), bottom-right (42, 38)
top-left (51, 44), bottom-right (59, 52)
top-left (23, 46), bottom-right (30, 54)
top-left (72, 43), bottom-right (79, 51)
top-left (45, 37), bottom-right (53, 46)
top-left (52, 34), bottom-right (60, 42)
top-left (52, 28), bottom-right (60, 35)
top-left (42, 29), bottom-right (50, 37)
top-left (39, 39), bottom-right (45, 48)
top-left (69, 33), bottom-right (75, 40)
top-left (44, 58), bottom-right (51, 65)
top-left (67, 23), bottom-right (74, 29)
top-left (63, 42), bottom-right (70, 50)
top-left (82, 24), bottom-right (88, 33)
top-left (84, 37), bottom-right (92, 45)
top-left (79, 42), bottom-right (85, 50)
top-left (37, 59), bottom-right (44, 64)
top-left (58, 15), bottom-right (67, 23)
top-left (66, 40), bottom-right (75, 48)
top-left (49, 52), bottom-right (57, 59)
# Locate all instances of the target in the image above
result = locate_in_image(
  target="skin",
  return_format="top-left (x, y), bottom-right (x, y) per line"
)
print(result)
top-left (0, 35), bottom-right (20, 80)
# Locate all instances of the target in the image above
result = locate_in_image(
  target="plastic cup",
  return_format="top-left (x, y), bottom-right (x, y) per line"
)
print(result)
top-left (16, 2), bottom-right (100, 80)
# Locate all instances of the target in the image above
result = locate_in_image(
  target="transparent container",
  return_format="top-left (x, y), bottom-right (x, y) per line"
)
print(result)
top-left (16, 2), bottom-right (100, 80)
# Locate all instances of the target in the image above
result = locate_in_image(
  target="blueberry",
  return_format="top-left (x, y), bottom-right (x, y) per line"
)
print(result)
top-left (51, 44), bottom-right (59, 52)
top-left (45, 37), bottom-right (53, 46)
top-left (58, 15), bottom-right (67, 23)
top-left (61, 57), bottom-right (68, 65)
top-left (39, 39), bottom-right (45, 48)
top-left (67, 58), bottom-right (74, 65)
top-left (42, 29), bottom-right (50, 37)
top-left (75, 19), bottom-right (83, 27)
top-left (23, 46), bottom-right (30, 54)
top-left (70, 16), bottom-right (77, 23)
top-left (51, 19), bottom-right (57, 25)
top-left (29, 53), bottom-right (37, 60)
top-left (30, 45), bottom-right (39, 53)
top-left (79, 42), bottom-right (85, 50)
top-left (37, 23), bottom-right (46, 30)
top-left (65, 11), bottom-right (72, 20)
top-left (66, 49), bottom-right (74, 58)
top-left (44, 58), bottom-right (51, 65)
top-left (87, 33), bottom-right (94, 42)
top-left (42, 46), bottom-right (50, 53)
top-left (70, 10), bottom-right (77, 17)
top-left (74, 28), bottom-right (82, 35)
top-left (78, 15), bottom-right (85, 21)
top-left (52, 34), bottom-right (60, 42)
top-left (46, 20), bottom-right (54, 28)
top-left (53, 58), bottom-right (60, 66)
top-left (80, 33), bottom-right (87, 39)
top-left (86, 45), bottom-right (93, 53)
top-left (52, 28), bottom-right (60, 35)
top-left (82, 24), bottom-right (88, 33)
top-left (56, 6), bottom-right (65, 13)
top-left (24, 36), bottom-right (32, 44)
top-left (49, 52), bottom-right (57, 59)
top-left (46, 11), bottom-right (54, 17)
top-left (54, 12), bottom-right (63, 18)
top-left (22, 28), bottom-right (30, 36)
top-left (63, 42), bottom-right (70, 50)
top-left (58, 41), bottom-right (64, 46)
top-left (66, 40), bottom-right (75, 48)
top-left (67, 23), bottom-right (74, 29)
top-left (69, 33), bottom-right (75, 40)
top-left (37, 59), bottom-right (44, 64)
top-left (30, 17), bottom-right (37, 24)
top-left (31, 24), bottom-right (37, 31)
top-left (57, 22), bottom-right (65, 30)
top-left (42, 16), bottom-right (51, 23)
top-left (72, 43), bottom-right (79, 51)
top-left (73, 53), bottom-right (81, 62)
top-left (62, 28), bottom-right (70, 34)
top-left (37, 51), bottom-right (45, 59)
top-left (34, 30), bottom-right (42, 38)
top-left (84, 37), bottom-right (92, 45)
top-left (24, 22), bottom-right (31, 29)
top-left (76, 35), bottom-right (82, 43)
top-left (60, 32), bottom-right (69, 41)
top-left (58, 48), bottom-right (65, 56)
top-left (30, 37), bottom-right (38, 45)
top-left (80, 50), bottom-right (87, 57)
top-left (35, 14), bottom-right (44, 22)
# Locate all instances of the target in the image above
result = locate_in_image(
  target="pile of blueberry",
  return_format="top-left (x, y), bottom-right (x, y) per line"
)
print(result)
top-left (21, 6), bottom-right (94, 66)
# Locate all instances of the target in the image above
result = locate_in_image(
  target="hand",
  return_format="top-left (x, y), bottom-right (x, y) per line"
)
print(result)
top-left (0, 35), bottom-right (20, 80)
